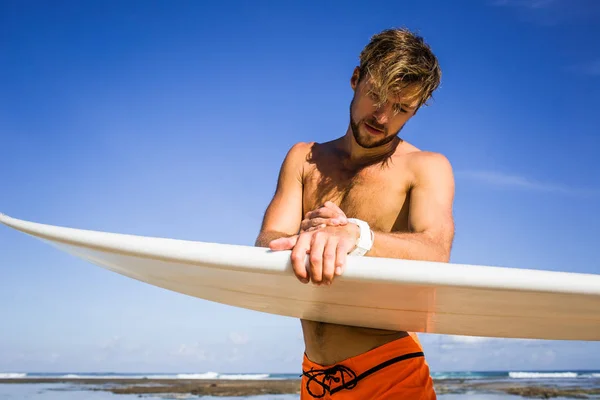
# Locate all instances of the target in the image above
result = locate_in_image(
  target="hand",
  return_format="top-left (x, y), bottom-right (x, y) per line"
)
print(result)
top-left (301, 201), bottom-right (348, 232)
top-left (269, 224), bottom-right (359, 285)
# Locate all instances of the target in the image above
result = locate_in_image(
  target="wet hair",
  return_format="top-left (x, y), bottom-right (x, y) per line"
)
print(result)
top-left (358, 28), bottom-right (442, 110)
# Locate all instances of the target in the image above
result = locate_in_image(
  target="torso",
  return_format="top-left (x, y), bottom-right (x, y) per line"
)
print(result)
top-left (300, 138), bottom-right (420, 365)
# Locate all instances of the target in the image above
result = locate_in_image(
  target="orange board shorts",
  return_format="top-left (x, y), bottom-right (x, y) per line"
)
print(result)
top-left (301, 332), bottom-right (436, 399)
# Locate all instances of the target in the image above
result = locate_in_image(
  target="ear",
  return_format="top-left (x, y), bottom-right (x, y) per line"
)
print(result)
top-left (350, 67), bottom-right (361, 90)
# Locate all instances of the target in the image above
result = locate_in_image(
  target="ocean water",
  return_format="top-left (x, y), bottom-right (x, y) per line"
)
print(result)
top-left (1, 370), bottom-right (599, 399)
top-left (3, 370), bottom-right (599, 380)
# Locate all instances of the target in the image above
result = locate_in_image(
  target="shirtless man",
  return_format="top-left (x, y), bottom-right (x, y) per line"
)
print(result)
top-left (255, 28), bottom-right (455, 399)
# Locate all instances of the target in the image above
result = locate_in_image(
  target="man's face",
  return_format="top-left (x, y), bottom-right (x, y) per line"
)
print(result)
top-left (349, 70), bottom-right (419, 149)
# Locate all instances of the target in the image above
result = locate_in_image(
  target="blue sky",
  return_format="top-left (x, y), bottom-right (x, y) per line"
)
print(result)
top-left (1, 0), bottom-right (599, 374)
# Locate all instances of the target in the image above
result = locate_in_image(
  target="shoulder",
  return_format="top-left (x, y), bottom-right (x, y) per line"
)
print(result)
top-left (280, 141), bottom-right (314, 166)
top-left (285, 141), bottom-right (314, 161)
top-left (278, 142), bottom-right (314, 181)
top-left (405, 150), bottom-right (454, 188)
top-left (409, 150), bottom-right (453, 170)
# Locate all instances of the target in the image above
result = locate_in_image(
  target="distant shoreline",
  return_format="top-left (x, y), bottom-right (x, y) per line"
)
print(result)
top-left (1, 378), bottom-right (600, 398)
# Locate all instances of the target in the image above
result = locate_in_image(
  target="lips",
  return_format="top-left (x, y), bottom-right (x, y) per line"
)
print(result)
top-left (364, 122), bottom-right (384, 134)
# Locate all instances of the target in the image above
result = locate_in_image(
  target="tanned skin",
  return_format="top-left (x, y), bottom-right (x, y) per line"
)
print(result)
top-left (255, 67), bottom-right (455, 366)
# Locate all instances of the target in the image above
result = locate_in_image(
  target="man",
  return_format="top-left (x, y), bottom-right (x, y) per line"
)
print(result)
top-left (255, 28), bottom-right (455, 399)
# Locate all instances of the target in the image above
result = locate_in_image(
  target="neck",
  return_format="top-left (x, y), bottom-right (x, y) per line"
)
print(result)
top-left (339, 128), bottom-right (400, 166)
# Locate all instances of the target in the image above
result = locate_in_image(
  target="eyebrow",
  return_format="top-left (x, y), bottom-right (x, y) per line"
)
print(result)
top-left (366, 84), bottom-right (418, 111)
top-left (398, 102), bottom-right (417, 111)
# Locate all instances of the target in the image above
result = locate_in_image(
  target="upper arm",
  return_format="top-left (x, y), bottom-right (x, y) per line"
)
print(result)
top-left (408, 152), bottom-right (455, 258)
top-left (258, 142), bottom-right (311, 236)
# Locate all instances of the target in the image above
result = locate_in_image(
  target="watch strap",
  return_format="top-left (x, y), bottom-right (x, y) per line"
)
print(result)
top-left (347, 218), bottom-right (373, 256)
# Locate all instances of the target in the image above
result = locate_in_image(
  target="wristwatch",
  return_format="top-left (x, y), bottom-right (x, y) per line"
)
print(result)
top-left (347, 218), bottom-right (374, 256)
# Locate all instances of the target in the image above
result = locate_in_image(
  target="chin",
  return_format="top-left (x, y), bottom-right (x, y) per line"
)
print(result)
top-left (357, 130), bottom-right (387, 148)
top-left (356, 137), bottom-right (384, 149)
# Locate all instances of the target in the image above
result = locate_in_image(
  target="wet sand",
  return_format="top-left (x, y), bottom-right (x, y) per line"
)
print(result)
top-left (1, 378), bottom-right (599, 398)
top-left (436, 380), bottom-right (600, 398)
top-left (0, 378), bottom-right (302, 397)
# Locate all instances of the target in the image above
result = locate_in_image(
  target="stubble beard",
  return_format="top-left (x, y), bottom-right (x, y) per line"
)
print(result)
top-left (349, 99), bottom-right (402, 149)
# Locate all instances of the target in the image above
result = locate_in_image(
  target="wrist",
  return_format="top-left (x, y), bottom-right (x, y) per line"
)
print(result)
top-left (349, 221), bottom-right (360, 242)
top-left (346, 218), bottom-right (374, 256)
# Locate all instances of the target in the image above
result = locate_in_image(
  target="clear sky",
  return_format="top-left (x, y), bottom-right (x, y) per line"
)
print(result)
top-left (1, 0), bottom-right (599, 374)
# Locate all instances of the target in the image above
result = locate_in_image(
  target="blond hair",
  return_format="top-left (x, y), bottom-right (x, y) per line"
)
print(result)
top-left (358, 28), bottom-right (441, 110)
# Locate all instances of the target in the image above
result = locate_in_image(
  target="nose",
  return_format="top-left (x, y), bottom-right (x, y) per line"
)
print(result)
top-left (373, 104), bottom-right (390, 124)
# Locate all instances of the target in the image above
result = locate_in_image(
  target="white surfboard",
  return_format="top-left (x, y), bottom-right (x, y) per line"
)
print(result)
top-left (1, 212), bottom-right (600, 341)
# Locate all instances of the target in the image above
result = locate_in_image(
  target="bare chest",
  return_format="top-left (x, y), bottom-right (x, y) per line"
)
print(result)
top-left (303, 163), bottom-right (411, 232)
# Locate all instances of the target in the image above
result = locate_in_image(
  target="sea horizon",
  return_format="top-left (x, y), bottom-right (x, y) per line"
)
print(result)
top-left (3, 369), bottom-right (600, 380)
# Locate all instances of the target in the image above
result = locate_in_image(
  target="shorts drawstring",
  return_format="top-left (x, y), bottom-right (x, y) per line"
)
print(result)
top-left (303, 365), bottom-right (357, 398)
top-left (302, 351), bottom-right (425, 397)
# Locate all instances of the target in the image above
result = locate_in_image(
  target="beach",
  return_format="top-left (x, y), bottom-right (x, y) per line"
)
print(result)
top-left (1, 374), bottom-right (599, 399)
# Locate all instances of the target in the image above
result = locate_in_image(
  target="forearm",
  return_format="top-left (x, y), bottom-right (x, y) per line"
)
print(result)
top-left (255, 230), bottom-right (296, 247)
top-left (368, 231), bottom-right (451, 262)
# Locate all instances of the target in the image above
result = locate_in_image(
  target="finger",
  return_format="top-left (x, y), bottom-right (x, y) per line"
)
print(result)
top-left (290, 232), bottom-right (313, 283)
top-left (269, 235), bottom-right (298, 251)
top-left (308, 231), bottom-right (327, 285)
top-left (325, 201), bottom-right (347, 216)
top-left (324, 201), bottom-right (342, 212)
top-left (322, 236), bottom-right (338, 285)
top-left (335, 239), bottom-right (354, 276)
top-left (330, 217), bottom-right (348, 226)
top-left (325, 201), bottom-right (348, 225)
top-left (306, 206), bottom-right (337, 220)
top-left (307, 224), bottom-right (326, 232)
top-left (301, 217), bottom-right (331, 232)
